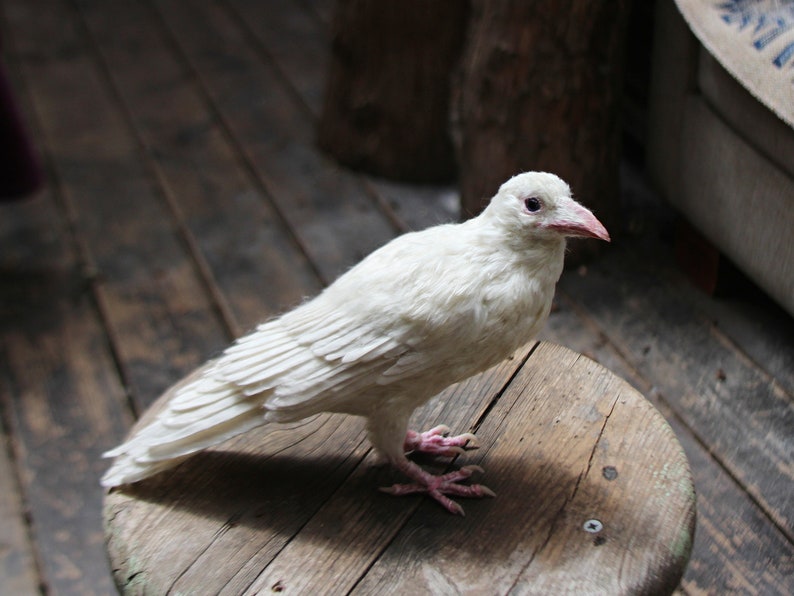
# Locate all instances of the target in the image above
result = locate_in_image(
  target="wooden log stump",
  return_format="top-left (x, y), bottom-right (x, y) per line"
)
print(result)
top-left (453, 1), bottom-right (629, 258)
top-left (317, 0), bottom-right (468, 183)
top-left (104, 342), bottom-right (695, 595)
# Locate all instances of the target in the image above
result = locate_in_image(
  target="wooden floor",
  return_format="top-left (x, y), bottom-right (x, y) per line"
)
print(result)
top-left (0, 0), bottom-right (791, 594)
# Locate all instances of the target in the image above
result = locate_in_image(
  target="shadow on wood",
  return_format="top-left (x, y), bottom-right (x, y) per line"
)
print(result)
top-left (104, 343), bottom-right (695, 594)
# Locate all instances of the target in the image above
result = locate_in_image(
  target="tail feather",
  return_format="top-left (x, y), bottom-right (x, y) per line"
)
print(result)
top-left (101, 409), bottom-right (265, 487)
top-left (101, 360), bottom-right (269, 487)
top-left (101, 287), bottom-right (411, 488)
top-left (145, 409), bottom-right (264, 460)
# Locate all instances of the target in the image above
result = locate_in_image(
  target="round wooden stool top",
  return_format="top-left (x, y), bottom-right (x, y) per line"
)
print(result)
top-left (104, 342), bottom-right (695, 594)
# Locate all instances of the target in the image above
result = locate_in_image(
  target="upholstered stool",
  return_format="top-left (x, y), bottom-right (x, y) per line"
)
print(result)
top-left (649, 0), bottom-right (794, 316)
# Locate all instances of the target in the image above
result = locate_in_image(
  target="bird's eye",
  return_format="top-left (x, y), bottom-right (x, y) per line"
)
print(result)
top-left (524, 197), bottom-right (542, 212)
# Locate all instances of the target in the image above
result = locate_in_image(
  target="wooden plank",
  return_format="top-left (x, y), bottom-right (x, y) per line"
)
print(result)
top-left (4, 1), bottom-right (242, 590)
top-left (671, 265), bottom-right (794, 397)
top-left (0, 420), bottom-right (39, 596)
top-left (72, 0), bottom-right (321, 333)
top-left (500, 349), bottom-right (690, 594)
top-left (0, 187), bottom-right (132, 595)
top-left (9, 0), bottom-right (232, 412)
top-left (542, 294), bottom-right (794, 594)
top-left (226, 0), bottom-right (330, 116)
top-left (0, 226), bottom-right (43, 596)
top-left (0, 6), bottom-right (136, 591)
top-left (154, 0), bottom-right (399, 283)
top-left (361, 179), bottom-right (460, 233)
top-left (540, 298), bottom-right (647, 393)
top-left (676, 417), bottom-right (794, 595)
top-left (0, 274), bottom-right (130, 596)
top-left (0, 36), bottom-right (44, 596)
top-left (557, 245), bottom-right (794, 538)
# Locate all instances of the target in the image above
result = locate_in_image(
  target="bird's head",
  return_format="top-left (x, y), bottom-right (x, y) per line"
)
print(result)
top-left (482, 172), bottom-right (610, 246)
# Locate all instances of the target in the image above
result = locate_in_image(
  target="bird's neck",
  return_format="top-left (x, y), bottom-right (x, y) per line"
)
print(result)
top-left (469, 215), bottom-right (566, 274)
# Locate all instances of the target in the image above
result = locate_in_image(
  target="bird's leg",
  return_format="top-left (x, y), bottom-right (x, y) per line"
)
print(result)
top-left (380, 456), bottom-right (495, 516)
top-left (403, 425), bottom-right (479, 458)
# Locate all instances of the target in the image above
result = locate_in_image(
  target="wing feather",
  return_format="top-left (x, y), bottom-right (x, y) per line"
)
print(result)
top-left (222, 346), bottom-right (310, 386)
top-left (103, 291), bottom-right (423, 487)
top-left (142, 411), bottom-right (264, 461)
top-left (161, 391), bottom-right (244, 427)
top-left (378, 351), bottom-right (435, 383)
top-left (145, 400), bottom-right (263, 450)
top-left (310, 326), bottom-right (370, 357)
top-left (290, 313), bottom-right (350, 343)
top-left (203, 298), bottom-right (417, 412)
top-left (339, 336), bottom-right (402, 363)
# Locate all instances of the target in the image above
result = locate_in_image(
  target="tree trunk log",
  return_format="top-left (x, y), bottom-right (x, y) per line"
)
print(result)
top-left (317, 0), bottom-right (469, 183)
top-left (454, 0), bottom-right (629, 253)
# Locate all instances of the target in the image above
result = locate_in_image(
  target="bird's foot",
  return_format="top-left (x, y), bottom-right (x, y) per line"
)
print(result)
top-left (403, 425), bottom-right (479, 458)
top-left (380, 459), bottom-right (495, 516)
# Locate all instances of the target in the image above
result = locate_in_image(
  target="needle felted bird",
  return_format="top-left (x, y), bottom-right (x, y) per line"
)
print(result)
top-left (102, 171), bottom-right (609, 515)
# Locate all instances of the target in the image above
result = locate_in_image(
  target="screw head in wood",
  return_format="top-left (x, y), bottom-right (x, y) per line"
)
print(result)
top-left (583, 519), bottom-right (603, 533)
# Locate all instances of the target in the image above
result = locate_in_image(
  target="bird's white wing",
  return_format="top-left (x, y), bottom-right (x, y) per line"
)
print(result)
top-left (103, 228), bottom-right (470, 487)
top-left (213, 297), bottom-right (416, 414)
top-left (101, 295), bottom-right (423, 486)
top-left (123, 297), bottom-right (413, 435)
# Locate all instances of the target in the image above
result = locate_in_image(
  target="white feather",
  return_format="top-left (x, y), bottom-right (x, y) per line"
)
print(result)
top-left (102, 172), bottom-right (609, 488)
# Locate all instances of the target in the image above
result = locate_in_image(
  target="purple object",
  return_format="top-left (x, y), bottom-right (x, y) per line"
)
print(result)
top-left (0, 42), bottom-right (43, 200)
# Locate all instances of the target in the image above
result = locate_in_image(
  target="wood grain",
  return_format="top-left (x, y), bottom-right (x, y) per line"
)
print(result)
top-left (558, 247), bottom-right (794, 537)
top-left (0, 37), bottom-right (46, 596)
top-left (73, 0), bottom-right (321, 333)
top-left (0, 189), bottom-right (132, 595)
top-left (10, 0), bottom-right (232, 409)
top-left (316, 0), bottom-right (466, 182)
top-left (4, 0), bottom-right (229, 591)
top-left (354, 343), bottom-right (693, 595)
top-left (454, 0), bottom-right (626, 237)
top-left (542, 296), bottom-right (794, 594)
top-left (154, 0), bottom-right (400, 283)
top-left (0, 420), bottom-right (38, 595)
top-left (104, 343), bottom-right (695, 594)
top-left (0, 7), bottom-right (136, 591)
top-left (238, 346), bottom-right (532, 595)
top-left (227, 0), bottom-right (332, 116)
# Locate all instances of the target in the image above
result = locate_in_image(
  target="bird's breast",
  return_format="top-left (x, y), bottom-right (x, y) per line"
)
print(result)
top-left (425, 273), bottom-right (553, 382)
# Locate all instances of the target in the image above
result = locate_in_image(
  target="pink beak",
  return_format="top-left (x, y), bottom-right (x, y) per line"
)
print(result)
top-left (546, 197), bottom-right (610, 242)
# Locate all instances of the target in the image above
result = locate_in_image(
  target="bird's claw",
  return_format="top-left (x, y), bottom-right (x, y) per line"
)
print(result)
top-left (380, 464), bottom-right (495, 516)
top-left (404, 425), bottom-right (480, 458)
